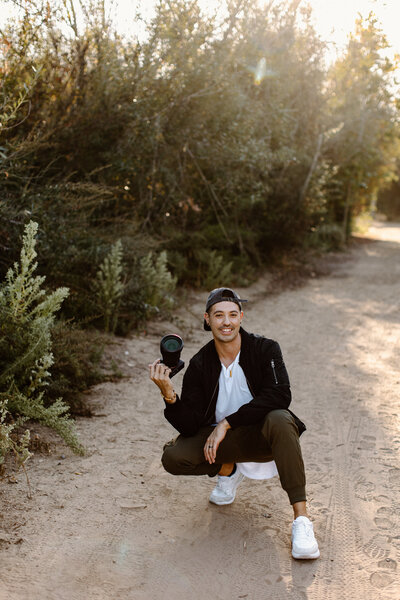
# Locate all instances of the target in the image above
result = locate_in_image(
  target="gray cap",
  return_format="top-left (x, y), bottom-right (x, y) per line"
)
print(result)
top-left (203, 287), bottom-right (248, 331)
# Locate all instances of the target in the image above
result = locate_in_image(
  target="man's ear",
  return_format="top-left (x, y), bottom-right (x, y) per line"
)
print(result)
top-left (240, 311), bottom-right (244, 323)
top-left (204, 312), bottom-right (210, 326)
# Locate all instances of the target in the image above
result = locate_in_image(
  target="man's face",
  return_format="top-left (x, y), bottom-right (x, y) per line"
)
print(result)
top-left (204, 301), bottom-right (243, 343)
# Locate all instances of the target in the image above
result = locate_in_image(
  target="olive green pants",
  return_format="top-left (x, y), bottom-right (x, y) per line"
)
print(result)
top-left (162, 409), bottom-right (306, 505)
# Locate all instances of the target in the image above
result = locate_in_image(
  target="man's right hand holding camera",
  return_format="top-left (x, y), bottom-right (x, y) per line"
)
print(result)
top-left (148, 359), bottom-right (176, 404)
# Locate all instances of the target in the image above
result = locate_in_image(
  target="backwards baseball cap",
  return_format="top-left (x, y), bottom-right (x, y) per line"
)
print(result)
top-left (203, 287), bottom-right (248, 331)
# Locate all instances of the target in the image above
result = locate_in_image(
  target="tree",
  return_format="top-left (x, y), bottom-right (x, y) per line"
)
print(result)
top-left (323, 14), bottom-right (400, 239)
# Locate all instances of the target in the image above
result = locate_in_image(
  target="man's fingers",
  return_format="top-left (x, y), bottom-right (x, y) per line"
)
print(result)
top-left (149, 359), bottom-right (160, 379)
top-left (204, 436), bottom-right (218, 464)
top-left (149, 359), bottom-right (171, 382)
top-left (204, 440), bottom-right (211, 463)
top-left (211, 442), bottom-right (218, 462)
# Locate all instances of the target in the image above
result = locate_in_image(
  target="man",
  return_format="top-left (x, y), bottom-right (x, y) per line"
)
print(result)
top-left (149, 287), bottom-right (319, 560)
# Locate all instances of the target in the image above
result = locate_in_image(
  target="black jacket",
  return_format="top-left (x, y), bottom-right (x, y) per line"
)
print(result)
top-left (164, 328), bottom-right (306, 437)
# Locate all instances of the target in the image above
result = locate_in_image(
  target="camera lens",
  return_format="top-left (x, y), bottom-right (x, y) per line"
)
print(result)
top-left (162, 337), bottom-right (182, 352)
top-left (159, 334), bottom-right (184, 377)
top-left (160, 334), bottom-right (184, 369)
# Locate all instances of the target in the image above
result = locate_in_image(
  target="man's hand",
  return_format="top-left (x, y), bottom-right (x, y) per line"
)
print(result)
top-left (204, 419), bottom-right (231, 464)
top-left (148, 359), bottom-right (176, 403)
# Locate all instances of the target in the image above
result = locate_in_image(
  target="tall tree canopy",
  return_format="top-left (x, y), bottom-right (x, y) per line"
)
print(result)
top-left (0, 1), bottom-right (399, 324)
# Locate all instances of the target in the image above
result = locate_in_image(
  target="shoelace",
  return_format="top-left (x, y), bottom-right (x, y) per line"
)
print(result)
top-left (217, 477), bottom-right (234, 491)
top-left (293, 521), bottom-right (313, 540)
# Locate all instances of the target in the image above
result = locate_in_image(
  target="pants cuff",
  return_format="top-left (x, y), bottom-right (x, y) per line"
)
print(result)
top-left (287, 486), bottom-right (306, 505)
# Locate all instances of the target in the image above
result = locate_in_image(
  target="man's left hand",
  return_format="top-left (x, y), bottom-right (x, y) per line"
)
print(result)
top-left (204, 419), bottom-right (231, 464)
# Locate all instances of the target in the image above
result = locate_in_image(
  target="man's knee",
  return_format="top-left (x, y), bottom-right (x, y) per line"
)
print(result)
top-left (161, 441), bottom-right (182, 475)
top-left (262, 409), bottom-right (298, 438)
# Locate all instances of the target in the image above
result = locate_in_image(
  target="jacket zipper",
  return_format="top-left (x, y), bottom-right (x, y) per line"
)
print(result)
top-left (204, 379), bottom-right (219, 421)
top-left (271, 359), bottom-right (278, 384)
top-left (244, 375), bottom-right (256, 398)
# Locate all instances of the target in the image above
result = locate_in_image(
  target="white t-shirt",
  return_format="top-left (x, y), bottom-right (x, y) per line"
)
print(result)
top-left (216, 352), bottom-right (278, 480)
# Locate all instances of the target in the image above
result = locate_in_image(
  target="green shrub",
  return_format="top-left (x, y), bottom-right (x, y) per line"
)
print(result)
top-left (0, 399), bottom-right (31, 470)
top-left (137, 251), bottom-right (177, 318)
top-left (0, 221), bottom-right (83, 455)
top-left (94, 240), bottom-right (125, 333)
top-left (48, 321), bottom-right (106, 415)
top-left (194, 249), bottom-right (233, 289)
top-left (307, 223), bottom-right (345, 251)
top-left (1, 1), bottom-right (398, 326)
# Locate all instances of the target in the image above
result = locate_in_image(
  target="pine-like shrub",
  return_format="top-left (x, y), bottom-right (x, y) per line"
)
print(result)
top-left (195, 249), bottom-right (233, 290)
top-left (94, 240), bottom-right (125, 333)
top-left (0, 399), bottom-right (31, 470)
top-left (138, 251), bottom-right (177, 319)
top-left (0, 221), bottom-right (84, 455)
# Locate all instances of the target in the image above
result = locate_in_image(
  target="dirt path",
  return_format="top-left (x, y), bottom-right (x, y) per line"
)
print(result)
top-left (1, 222), bottom-right (399, 600)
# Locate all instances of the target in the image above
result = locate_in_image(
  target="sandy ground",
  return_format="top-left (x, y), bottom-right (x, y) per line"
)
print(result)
top-left (0, 222), bottom-right (399, 600)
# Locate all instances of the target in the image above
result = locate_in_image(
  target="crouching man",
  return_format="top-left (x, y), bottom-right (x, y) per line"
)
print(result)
top-left (149, 287), bottom-right (319, 559)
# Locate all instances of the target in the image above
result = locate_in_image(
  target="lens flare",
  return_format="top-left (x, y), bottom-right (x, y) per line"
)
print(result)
top-left (248, 57), bottom-right (276, 85)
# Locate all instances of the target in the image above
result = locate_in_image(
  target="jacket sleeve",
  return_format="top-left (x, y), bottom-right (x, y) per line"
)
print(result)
top-left (163, 359), bottom-right (207, 436)
top-left (225, 341), bottom-right (292, 429)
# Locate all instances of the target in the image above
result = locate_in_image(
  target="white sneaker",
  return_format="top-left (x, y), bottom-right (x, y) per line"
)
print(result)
top-left (209, 468), bottom-right (245, 505)
top-left (291, 516), bottom-right (320, 559)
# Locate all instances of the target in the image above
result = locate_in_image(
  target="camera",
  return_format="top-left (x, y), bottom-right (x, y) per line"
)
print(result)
top-left (160, 334), bottom-right (184, 378)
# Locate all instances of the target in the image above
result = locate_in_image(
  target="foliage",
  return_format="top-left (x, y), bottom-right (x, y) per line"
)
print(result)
top-left (94, 240), bottom-right (125, 333)
top-left (136, 251), bottom-right (177, 320)
top-left (0, 399), bottom-right (31, 469)
top-left (0, 221), bottom-right (83, 455)
top-left (377, 176), bottom-right (400, 220)
top-left (306, 223), bottom-right (345, 252)
top-left (195, 250), bottom-right (233, 290)
top-left (0, 0), bottom-right (399, 329)
top-left (48, 321), bottom-right (106, 414)
top-left (323, 15), bottom-right (400, 239)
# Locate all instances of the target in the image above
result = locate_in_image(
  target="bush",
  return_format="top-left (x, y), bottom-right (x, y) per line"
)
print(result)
top-left (48, 321), bottom-right (106, 415)
top-left (0, 399), bottom-right (31, 470)
top-left (0, 221), bottom-right (83, 456)
top-left (194, 249), bottom-right (233, 290)
top-left (377, 179), bottom-right (400, 221)
top-left (94, 240), bottom-right (125, 333)
top-left (0, 0), bottom-right (398, 330)
top-left (307, 223), bottom-right (345, 251)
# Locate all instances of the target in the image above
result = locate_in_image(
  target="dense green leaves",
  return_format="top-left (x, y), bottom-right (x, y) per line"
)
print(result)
top-left (323, 15), bottom-right (400, 238)
top-left (0, 0), bottom-right (399, 313)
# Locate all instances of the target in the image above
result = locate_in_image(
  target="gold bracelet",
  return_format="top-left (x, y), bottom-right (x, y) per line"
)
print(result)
top-left (161, 391), bottom-right (176, 403)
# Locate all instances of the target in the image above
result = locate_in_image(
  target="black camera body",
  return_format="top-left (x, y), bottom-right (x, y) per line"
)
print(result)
top-left (160, 334), bottom-right (184, 378)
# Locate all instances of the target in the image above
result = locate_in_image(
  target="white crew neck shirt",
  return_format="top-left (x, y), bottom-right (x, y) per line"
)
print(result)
top-left (216, 352), bottom-right (278, 480)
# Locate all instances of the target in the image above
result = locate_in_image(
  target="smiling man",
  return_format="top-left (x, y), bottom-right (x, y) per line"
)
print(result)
top-left (149, 287), bottom-right (319, 560)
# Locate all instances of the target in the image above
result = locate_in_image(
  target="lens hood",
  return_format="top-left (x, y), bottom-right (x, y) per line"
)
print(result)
top-left (160, 334), bottom-right (184, 378)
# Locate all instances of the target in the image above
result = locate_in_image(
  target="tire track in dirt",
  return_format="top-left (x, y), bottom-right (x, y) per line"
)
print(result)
top-left (310, 429), bottom-right (368, 599)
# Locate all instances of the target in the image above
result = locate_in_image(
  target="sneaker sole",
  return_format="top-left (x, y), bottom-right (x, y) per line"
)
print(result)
top-left (292, 548), bottom-right (320, 560)
top-left (209, 496), bottom-right (235, 505)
